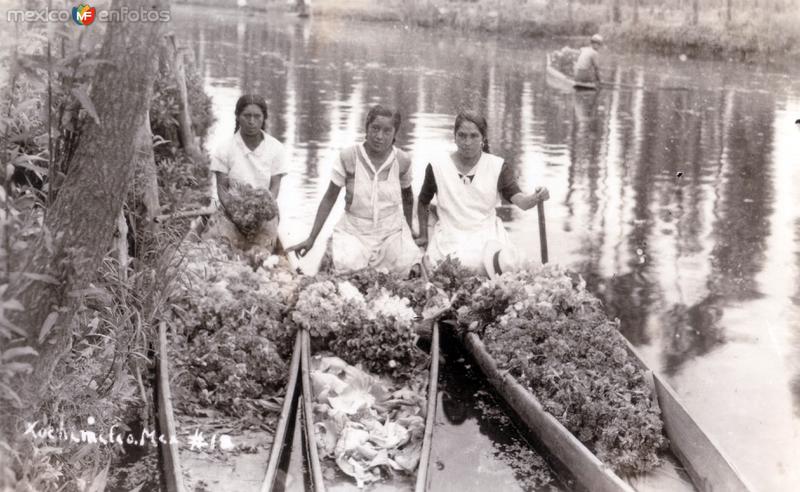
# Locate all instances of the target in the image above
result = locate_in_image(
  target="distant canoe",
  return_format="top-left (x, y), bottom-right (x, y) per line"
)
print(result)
top-left (545, 53), bottom-right (597, 92)
top-left (457, 324), bottom-right (754, 492)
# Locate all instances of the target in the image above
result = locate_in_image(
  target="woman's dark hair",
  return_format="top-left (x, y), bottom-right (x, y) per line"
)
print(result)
top-left (365, 105), bottom-right (402, 144)
top-left (234, 94), bottom-right (268, 133)
top-left (454, 111), bottom-right (490, 153)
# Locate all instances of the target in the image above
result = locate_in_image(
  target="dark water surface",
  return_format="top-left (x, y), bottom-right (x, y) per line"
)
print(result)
top-left (173, 5), bottom-right (800, 490)
top-left (428, 330), bottom-right (566, 492)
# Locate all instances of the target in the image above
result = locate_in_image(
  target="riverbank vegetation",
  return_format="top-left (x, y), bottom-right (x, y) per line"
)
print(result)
top-left (1, 0), bottom-right (214, 489)
top-left (255, 0), bottom-right (799, 61)
top-left (179, 0), bottom-right (799, 60)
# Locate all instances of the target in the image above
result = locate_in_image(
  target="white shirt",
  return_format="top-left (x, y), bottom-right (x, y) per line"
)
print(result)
top-left (574, 46), bottom-right (600, 77)
top-left (210, 130), bottom-right (289, 189)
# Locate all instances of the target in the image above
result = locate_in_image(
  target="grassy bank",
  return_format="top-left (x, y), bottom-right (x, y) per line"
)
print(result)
top-left (303, 0), bottom-right (799, 61)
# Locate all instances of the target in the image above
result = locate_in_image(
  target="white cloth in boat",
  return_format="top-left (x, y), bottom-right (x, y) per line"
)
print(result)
top-left (329, 144), bottom-right (419, 274)
top-left (426, 151), bottom-right (511, 273)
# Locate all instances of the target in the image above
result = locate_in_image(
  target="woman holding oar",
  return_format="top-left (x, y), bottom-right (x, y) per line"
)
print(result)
top-left (205, 94), bottom-right (289, 254)
top-left (287, 105), bottom-right (420, 275)
top-left (416, 111), bottom-right (549, 275)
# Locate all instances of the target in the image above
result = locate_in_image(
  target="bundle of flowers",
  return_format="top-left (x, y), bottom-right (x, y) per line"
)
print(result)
top-left (310, 355), bottom-right (427, 488)
top-left (294, 277), bottom-right (426, 380)
top-left (550, 47), bottom-right (581, 77)
top-left (292, 280), bottom-right (368, 339)
top-left (329, 288), bottom-right (424, 380)
top-left (223, 182), bottom-right (279, 239)
top-left (167, 239), bottom-right (301, 421)
top-left (339, 259), bottom-right (474, 319)
top-left (452, 263), bottom-right (668, 475)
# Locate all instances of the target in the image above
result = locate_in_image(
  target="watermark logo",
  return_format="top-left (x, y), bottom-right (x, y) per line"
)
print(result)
top-left (72, 4), bottom-right (96, 26)
top-left (7, 5), bottom-right (171, 24)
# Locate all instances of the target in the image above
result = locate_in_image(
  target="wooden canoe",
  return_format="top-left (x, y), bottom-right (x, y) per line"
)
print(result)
top-left (457, 325), bottom-right (754, 492)
top-left (156, 323), bottom-right (304, 492)
top-left (545, 53), bottom-right (597, 92)
top-left (302, 324), bottom-right (440, 492)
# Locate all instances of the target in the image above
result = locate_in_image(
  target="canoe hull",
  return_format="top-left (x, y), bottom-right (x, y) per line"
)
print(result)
top-left (155, 324), bottom-right (303, 492)
top-left (622, 340), bottom-right (754, 492)
top-left (156, 321), bottom-right (187, 492)
top-left (461, 330), bottom-right (632, 492)
top-left (545, 53), bottom-right (597, 92)
top-left (457, 324), bottom-right (753, 492)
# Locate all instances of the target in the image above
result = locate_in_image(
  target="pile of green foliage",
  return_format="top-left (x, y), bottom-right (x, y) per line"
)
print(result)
top-left (550, 47), bottom-right (580, 76)
top-left (451, 263), bottom-right (668, 475)
top-left (168, 239), bottom-right (300, 421)
top-left (293, 274), bottom-right (426, 381)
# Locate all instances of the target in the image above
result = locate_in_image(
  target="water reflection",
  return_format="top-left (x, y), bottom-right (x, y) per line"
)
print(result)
top-left (174, 7), bottom-right (800, 490)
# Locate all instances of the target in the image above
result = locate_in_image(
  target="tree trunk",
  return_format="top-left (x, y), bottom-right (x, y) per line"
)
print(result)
top-left (692, 0), bottom-right (699, 25)
top-left (166, 34), bottom-right (201, 163)
top-left (7, 0), bottom-right (167, 426)
top-left (633, 0), bottom-right (639, 24)
top-left (130, 111), bottom-right (160, 241)
top-left (726, 0), bottom-right (732, 23)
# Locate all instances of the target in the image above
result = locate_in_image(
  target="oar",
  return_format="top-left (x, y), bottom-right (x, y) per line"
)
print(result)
top-left (600, 81), bottom-right (688, 91)
top-left (537, 201), bottom-right (548, 264)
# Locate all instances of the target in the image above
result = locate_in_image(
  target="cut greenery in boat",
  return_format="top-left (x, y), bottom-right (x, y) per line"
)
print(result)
top-left (451, 262), bottom-right (668, 475)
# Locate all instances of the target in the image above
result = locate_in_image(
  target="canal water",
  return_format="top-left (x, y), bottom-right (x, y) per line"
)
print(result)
top-left (173, 5), bottom-right (800, 491)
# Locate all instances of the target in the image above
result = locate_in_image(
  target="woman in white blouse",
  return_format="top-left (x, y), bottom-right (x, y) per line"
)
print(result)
top-left (206, 94), bottom-right (289, 251)
top-left (416, 111), bottom-right (549, 273)
top-left (287, 105), bottom-right (419, 275)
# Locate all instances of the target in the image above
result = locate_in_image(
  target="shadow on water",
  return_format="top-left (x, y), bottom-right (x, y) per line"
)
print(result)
top-left (427, 329), bottom-right (571, 492)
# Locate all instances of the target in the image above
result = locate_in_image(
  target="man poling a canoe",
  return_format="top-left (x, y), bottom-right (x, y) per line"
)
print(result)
top-left (416, 111), bottom-right (550, 276)
top-left (574, 34), bottom-right (604, 86)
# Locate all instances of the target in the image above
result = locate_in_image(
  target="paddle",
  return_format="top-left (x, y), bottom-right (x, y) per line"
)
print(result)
top-left (599, 81), bottom-right (688, 91)
top-left (537, 201), bottom-right (549, 264)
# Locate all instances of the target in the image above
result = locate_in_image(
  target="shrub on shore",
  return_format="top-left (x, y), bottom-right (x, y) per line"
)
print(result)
top-left (301, 0), bottom-right (798, 61)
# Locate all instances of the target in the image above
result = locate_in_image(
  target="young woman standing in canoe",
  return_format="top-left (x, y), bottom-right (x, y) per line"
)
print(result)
top-left (416, 111), bottom-right (549, 274)
top-left (205, 94), bottom-right (289, 253)
top-left (287, 105), bottom-right (420, 275)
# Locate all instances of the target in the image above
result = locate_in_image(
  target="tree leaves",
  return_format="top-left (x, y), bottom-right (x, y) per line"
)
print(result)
top-left (39, 312), bottom-right (58, 343)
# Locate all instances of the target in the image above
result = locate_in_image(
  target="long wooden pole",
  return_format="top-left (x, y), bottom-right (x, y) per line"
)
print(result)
top-left (537, 201), bottom-right (548, 264)
top-left (600, 81), bottom-right (688, 91)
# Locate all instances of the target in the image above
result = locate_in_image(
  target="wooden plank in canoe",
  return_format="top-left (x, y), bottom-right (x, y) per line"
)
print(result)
top-left (462, 331), bottom-right (633, 492)
top-left (261, 333), bottom-right (304, 491)
top-left (300, 330), bottom-right (326, 491)
top-left (156, 321), bottom-right (187, 492)
top-left (415, 322), bottom-right (439, 492)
